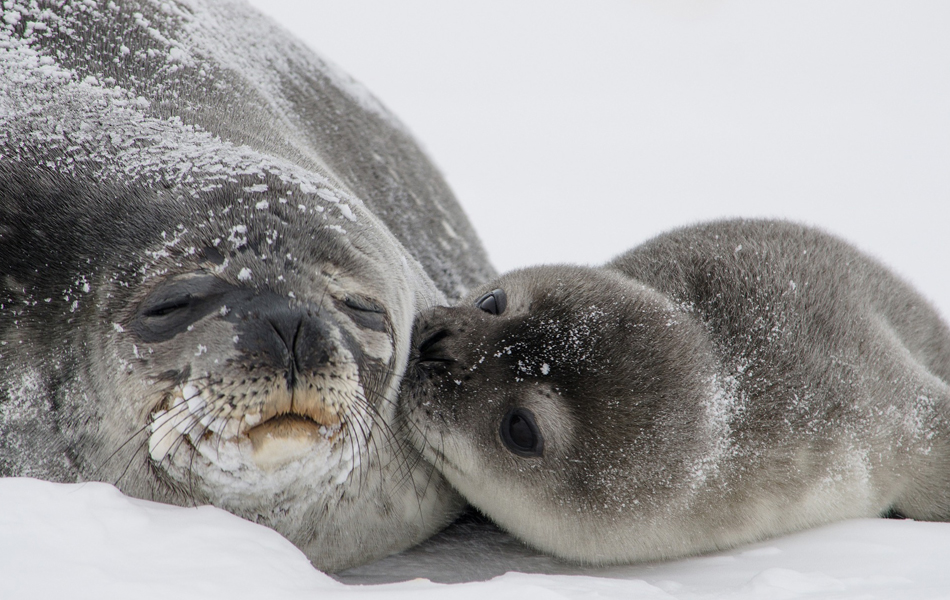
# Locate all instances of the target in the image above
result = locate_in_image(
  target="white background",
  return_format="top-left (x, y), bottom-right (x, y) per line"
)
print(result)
top-left (250, 0), bottom-right (950, 316)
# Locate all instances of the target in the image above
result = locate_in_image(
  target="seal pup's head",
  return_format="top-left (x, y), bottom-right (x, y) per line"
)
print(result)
top-left (400, 265), bottom-right (733, 564)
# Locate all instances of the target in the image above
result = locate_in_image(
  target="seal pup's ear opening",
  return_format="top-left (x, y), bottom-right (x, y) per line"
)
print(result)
top-left (500, 407), bottom-right (544, 457)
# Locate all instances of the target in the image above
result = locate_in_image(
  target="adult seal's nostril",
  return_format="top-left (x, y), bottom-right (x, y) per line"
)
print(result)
top-left (292, 314), bottom-right (335, 377)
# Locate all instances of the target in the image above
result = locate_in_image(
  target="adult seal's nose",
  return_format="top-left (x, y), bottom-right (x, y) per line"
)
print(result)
top-left (230, 296), bottom-right (334, 387)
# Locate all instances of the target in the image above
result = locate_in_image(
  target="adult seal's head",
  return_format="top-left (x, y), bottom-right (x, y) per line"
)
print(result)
top-left (0, 0), bottom-right (494, 572)
top-left (402, 219), bottom-right (950, 565)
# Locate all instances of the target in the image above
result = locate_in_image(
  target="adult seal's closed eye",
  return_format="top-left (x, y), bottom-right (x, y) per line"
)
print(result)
top-left (0, 0), bottom-right (494, 572)
top-left (401, 219), bottom-right (950, 565)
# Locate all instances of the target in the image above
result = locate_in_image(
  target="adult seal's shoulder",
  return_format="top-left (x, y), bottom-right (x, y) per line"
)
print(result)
top-left (0, 0), bottom-right (494, 572)
top-left (402, 219), bottom-right (950, 565)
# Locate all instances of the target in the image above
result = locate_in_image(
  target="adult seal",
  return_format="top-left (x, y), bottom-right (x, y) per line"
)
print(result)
top-left (0, 0), bottom-right (494, 572)
top-left (402, 219), bottom-right (950, 565)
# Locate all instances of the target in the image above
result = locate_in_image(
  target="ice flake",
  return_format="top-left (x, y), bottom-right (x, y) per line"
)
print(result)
top-left (337, 204), bottom-right (356, 221)
top-left (442, 220), bottom-right (459, 239)
top-left (228, 225), bottom-right (248, 249)
top-left (317, 188), bottom-right (339, 203)
top-left (167, 47), bottom-right (186, 63)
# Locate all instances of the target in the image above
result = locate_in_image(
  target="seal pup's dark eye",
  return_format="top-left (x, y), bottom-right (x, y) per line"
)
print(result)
top-left (475, 288), bottom-right (506, 315)
top-left (500, 407), bottom-right (543, 458)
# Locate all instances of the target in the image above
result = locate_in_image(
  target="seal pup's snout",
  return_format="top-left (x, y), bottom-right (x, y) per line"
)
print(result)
top-left (416, 327), bottom-right (455, 367)
top-left (411, 305), bottom-right (468, 371)
top-left (410, 297), bottom-right (508, 377)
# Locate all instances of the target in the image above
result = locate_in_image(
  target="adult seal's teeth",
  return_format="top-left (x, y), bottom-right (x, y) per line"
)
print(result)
top-left (187, 395), bottom-right (206, 415)
top-left (220, 419), bottom-right (241, 439)
top-left (178, 413), bottom-right (202, 441)
top-left (182, 383), bottom-right (201, 400)
top-left (148, 409), bottom-right (176, 462)
top-left (200, 413), bottom-right (228, 434)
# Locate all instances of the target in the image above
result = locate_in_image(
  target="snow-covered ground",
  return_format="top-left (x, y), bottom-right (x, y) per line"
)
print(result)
top-left (4, 477), bottom-right (950, 599)
top-left (5, 1), bottom-right (950, 598)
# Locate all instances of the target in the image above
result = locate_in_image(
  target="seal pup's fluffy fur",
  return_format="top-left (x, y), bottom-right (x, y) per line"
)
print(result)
top-left (402, 219), bottom-right (950, 564)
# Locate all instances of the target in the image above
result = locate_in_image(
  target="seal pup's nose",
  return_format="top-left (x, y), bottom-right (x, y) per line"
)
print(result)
top-left (416, 327), bottom-right (455, 367)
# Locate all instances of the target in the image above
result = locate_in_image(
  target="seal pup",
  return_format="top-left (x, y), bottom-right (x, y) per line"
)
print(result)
top-left (401, 219), bottom-right (950, 565)
top-left (0, 0), bottom-right (494, 572)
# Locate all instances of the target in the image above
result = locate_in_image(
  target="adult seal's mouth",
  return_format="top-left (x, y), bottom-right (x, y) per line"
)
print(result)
top-left (246, 415), bottom-right (341, 467)
top-left (148, 381), bottom-right (349, 471)
top-left (142, 293), bottom-right (368, 470)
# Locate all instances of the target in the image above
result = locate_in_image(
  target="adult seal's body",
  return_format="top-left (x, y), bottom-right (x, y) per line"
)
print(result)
top-left (403, 219), bottom-right (950, 565)
top-left (0, 0), bottom-right (494, 572)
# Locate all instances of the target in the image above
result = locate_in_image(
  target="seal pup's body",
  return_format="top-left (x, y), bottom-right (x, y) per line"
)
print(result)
top-left (402, 219), bottom-right (950, 565)
top-left (0, 0), bottom-right (493, 571)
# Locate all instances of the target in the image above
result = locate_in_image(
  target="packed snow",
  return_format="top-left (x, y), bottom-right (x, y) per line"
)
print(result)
top-left (5, 1), bottom-right (950, 598)
top-left (4, 478), bottom-right (950, 599)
